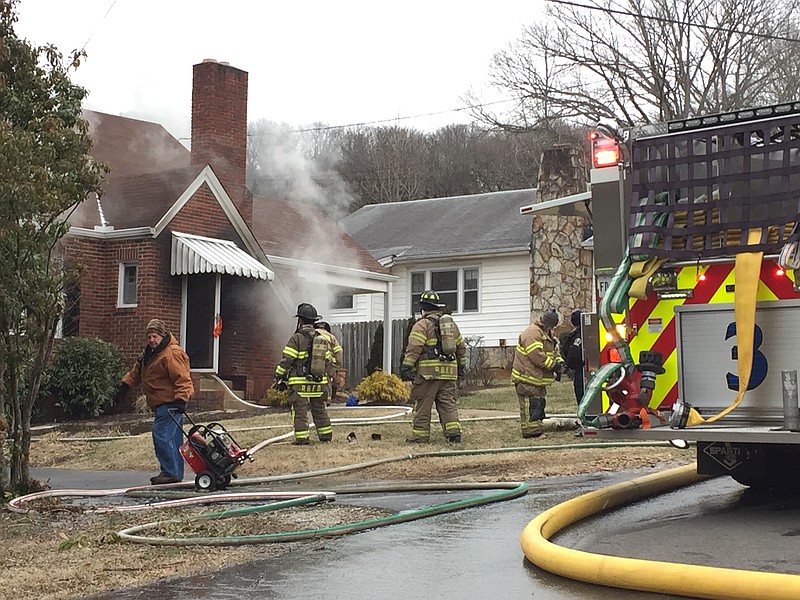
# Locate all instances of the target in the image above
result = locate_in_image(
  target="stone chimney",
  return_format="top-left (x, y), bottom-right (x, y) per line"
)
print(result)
top-left (191, 59), bottom-right (252, 224)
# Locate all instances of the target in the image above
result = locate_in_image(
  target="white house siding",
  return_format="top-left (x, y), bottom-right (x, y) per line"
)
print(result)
top-left (333, 253), bottom-right (533, 348)
top-left (326, 292), bottom-right (373, 324)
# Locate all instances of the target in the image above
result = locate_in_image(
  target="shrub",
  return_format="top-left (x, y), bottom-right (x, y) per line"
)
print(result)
top-left (264, 388), bottom-right (289, 408)
top-left (44, 337), bottom-right (128, 418)
top-left (461, 336), bottom-right (496, 391)
top-left (354, 370), bottom-right (410, 405)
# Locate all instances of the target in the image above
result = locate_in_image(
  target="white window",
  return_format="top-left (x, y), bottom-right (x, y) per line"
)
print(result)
top-left (118, 263), bottom-right (138, 308)
top-left (463, 268), bottom-right (479, 312)
top-left (331, 292), bottom-right (354, 310)
top-left (410, 267), bottom-right (480, 314)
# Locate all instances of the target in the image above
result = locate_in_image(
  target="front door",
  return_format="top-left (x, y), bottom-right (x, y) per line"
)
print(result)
top-left (183, 273), bottom-right (219, 371)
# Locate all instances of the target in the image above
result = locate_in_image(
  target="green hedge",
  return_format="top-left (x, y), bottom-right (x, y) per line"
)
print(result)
top-left (44, 337), bottom-right (128, 418)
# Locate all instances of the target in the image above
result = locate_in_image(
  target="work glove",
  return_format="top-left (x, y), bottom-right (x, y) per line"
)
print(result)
top-left (457, 365), bottom-right (466, 379)
top-left (399, 366), bottom-right (415, 382)
top-left (113, 382), bottom-right (130, 404)
top-left (172, 400), bottom-right (187, 414)
top-left (273, 378), bottom-right (288, 392)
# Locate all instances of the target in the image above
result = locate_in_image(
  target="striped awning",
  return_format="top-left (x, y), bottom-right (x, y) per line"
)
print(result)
top-left (171, 231), bottom-right (273, 280)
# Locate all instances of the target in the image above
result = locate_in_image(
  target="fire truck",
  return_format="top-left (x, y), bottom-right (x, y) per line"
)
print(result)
top-left (526, 102), bottom-right (800, 489)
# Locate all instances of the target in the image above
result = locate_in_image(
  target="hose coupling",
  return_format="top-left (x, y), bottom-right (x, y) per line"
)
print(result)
top-left (670, 401), bottom-right (692, 429)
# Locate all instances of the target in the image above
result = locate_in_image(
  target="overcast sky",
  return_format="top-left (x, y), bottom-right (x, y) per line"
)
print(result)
top-left (14, 1), bottom-right (542, 143)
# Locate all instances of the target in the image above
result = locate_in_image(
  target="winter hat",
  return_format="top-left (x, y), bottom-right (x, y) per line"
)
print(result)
top-left (571, 309), bottom-right (582, 328)
top-left (540, 309), bottom-right (560, 329)
top-left (146, 318), bottom-right (167, 336)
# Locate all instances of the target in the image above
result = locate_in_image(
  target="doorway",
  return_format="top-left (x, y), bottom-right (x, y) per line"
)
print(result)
top-left (184, 273), bottom-right (219, 370)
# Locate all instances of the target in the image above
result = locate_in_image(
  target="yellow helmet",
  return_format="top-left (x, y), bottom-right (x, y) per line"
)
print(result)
top-left (419, 290), bottom-right (444, 310)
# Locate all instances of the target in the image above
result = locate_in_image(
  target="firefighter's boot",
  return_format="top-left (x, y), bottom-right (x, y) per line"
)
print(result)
top-left (522, 422), bottom-right (544, 439)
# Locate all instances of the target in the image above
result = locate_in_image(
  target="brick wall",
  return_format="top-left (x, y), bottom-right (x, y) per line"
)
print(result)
top-left (66, 181), bottom-right (282, 404)
top-left (191, 60), bottom-right (249, 225)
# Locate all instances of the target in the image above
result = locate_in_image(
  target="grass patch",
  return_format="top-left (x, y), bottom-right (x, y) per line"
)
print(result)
top-left (459, 380), bottom-right (577, 415)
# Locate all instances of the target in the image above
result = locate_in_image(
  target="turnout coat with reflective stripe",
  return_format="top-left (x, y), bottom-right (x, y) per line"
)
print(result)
top-left (402, 312), bottom-right (466, 381)
top-left (511, 319), bottom-right (564, 387)
top-left (275, 324), bottom-right (330, 398)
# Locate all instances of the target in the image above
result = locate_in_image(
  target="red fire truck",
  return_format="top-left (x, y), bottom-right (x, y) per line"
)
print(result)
top-left (526, 103), bottom-right (800, 489)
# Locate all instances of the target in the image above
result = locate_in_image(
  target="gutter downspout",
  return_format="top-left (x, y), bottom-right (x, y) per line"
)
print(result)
top-left (382, 281), bottom-right (393, 373)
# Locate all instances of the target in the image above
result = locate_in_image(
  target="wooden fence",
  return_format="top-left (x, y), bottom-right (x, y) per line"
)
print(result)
top-left (332, 318), bottom-right (412, 388)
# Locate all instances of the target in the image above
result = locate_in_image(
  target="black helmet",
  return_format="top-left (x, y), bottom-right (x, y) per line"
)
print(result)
top-left (540, 308), bottom-right (560, 329)
top-left (419, 290), bottom-right (444, 311)
top-left (295, 303), bottom-right (321, 323)
top-left (571, 309), bottom-right (582, 328)
top-left (317, 320), bottom-right (332, 333)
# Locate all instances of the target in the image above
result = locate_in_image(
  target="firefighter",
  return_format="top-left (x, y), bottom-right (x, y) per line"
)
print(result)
top-left (273, 303), bottom-right (333, 445)
top-left (559, 309), bottom-right (585, 404)
top-left (400, 290), bottom-right (466, 443)
top-left (512, 308), bottom-right (568, 438)
top-left (316, 321), bottom-right (344, 401)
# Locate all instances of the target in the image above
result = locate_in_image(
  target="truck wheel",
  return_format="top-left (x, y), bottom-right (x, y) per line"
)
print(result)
top-left (195, 472), bottom-right (216, 492)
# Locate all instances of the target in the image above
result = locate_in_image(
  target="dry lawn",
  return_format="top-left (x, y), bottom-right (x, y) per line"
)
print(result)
top-left (3, 382), bottom-right (694, 600)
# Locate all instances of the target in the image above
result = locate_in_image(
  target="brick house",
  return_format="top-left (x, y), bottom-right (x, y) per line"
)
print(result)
top-left (63, 60), bottom-right (391, 406)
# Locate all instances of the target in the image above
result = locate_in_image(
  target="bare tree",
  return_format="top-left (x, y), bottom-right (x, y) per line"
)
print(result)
top-left (338, 126), bottom-right (428, 209)
top-left (474, 0), bottom-right (800, 128)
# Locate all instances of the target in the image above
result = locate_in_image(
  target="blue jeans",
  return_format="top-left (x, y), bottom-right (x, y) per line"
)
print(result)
top-left (152, 403), bottom-right (185, 479)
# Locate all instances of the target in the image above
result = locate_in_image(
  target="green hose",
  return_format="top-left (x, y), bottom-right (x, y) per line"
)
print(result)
top-left (118, 481), bottom-right (528, 546)
top-left (118, 441), bottom-right (677, 545)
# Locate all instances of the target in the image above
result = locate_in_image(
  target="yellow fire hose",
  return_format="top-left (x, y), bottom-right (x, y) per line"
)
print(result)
top-left (684, 228), bottom-right (763, 426)
top-left (520, 463), bottom-right (800, 600)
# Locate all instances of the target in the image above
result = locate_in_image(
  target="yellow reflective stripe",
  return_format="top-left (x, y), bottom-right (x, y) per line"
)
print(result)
top-left (511, 369), bottom-right (554, 386)
top-left (317, 426), bottom-right (333, 435)
top-left (543, 355), bottom-right (557, 369)
top-left (283, 346), bottom-right (300, 358)
top-left (410, 331), bottom-right (427, 343)
top-left (294, 430), bottom-right (310, 439)
top-left (517, 342), bottom-right (544, 356)
top-left (411, 428), bottom-right (430, 436)
top-left (444, 422), bottom-right (461, 431)
top-left (287, 376), bottom-right (329, 385)
top-left (275, 365), bottom-right (287, 375)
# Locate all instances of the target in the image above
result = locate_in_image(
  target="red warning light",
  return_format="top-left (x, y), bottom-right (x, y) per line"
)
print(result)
top-left (697, 273), bottom-right (707, 282)
top-left (776, 267), bottom-right (786, 277)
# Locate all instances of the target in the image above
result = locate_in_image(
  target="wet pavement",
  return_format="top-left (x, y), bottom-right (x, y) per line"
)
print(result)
top-left (34, 467), bottom-right (800, 600)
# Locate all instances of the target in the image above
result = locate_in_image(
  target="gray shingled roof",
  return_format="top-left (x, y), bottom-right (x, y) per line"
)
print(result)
top-left (339, 189), bottom-right (536, 263)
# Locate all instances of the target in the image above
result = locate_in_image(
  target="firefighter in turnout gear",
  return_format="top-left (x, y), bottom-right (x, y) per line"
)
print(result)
top-left (400, 290), bottom-right (466, 443)
top-left (512, 308), bottom-right (567, 438)
top-left (316, 321), bottom-right (344, 400)
top-left (274, 303), bottom-right (333, 445)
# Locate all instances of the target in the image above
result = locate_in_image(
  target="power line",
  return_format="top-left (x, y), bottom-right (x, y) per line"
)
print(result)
top-left (545, 0), bottom-right (800, 43)
top-left (266, 99), bottom-right (517, 135)
top-left (177, 98), bottom-right (517, 142)
top-left (79, 0), bottom-right (120, 53)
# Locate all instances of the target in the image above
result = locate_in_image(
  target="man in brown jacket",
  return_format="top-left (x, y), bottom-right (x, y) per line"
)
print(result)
top-left (117, 318), bottom-right (193, 484)
top-left (512, 309), bottom-right (567, 439)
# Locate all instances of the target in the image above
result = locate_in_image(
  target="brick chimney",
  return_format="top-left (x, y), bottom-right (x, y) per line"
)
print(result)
top-left (191, 59), bottom-right (252, 224)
